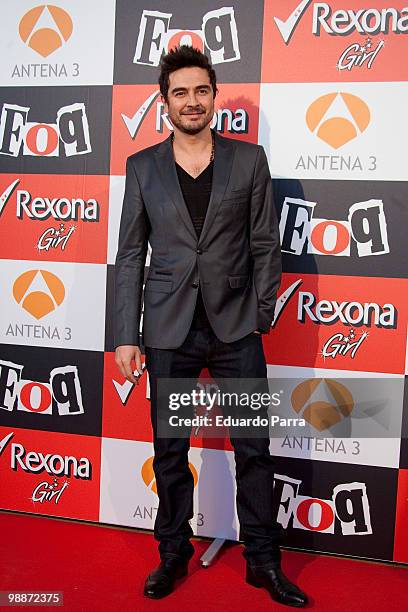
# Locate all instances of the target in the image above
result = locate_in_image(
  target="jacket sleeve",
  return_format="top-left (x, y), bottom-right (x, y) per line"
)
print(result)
top-left (250, 146), bottom-right (282, 334)
top-left (114, 156), bottom-right (150, 348)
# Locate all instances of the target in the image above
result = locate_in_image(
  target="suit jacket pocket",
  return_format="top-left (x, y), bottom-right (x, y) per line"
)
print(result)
top-left (145, 279), bottom-right (173, 293)
top-left (221, 188), bottom-right (250, 205)
top-left (228, 275), bottom-right (249, 288)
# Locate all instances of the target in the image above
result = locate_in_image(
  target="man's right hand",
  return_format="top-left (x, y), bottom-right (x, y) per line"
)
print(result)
top-left (115, 345), bottom-right (144, 385)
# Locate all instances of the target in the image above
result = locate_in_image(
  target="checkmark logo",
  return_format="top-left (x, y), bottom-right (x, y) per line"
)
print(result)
top-left (112, 378), bottom-right (134, 405)
top-left (112, 364), bottom-right (146, 405)
top-left (121, 91), bottom-right (161, 139)
top-left (0, 178), bottom-right (19, 217)
top-left (271, 280), bottom-right (302, 328)
top-left (274, 0), bottom-right (312, 44)
top-left (0, 432), bottom-right (14, 458)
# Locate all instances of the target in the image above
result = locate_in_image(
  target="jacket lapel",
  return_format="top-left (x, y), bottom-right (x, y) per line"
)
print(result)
top-left (199, 130), bottom-right (235, 243)
top-left (154, 135), bottom-right (196, 240)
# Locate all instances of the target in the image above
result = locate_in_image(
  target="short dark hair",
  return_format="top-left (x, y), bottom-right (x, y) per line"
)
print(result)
top-left (159, 45), bottom-right (217, 102)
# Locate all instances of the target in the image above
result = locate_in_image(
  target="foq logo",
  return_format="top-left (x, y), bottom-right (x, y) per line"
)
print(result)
top-left (273, 1), bottom-right (408, 44)
top-left (291, 379), bottom-right (354, 431)
top-left (13, 270), bottom-right (65, 319)
top-left (0, 103), bottom-right (91, 158)
top-left (134, 8), bottom-right (240, 66)
top-left (306, 93), bottom-right (370, 149)
top-left (19, 5), bottom-right (73, 58)
top-left (274, 473), bottom-right (372, 535)
top-left (141, 456), bottom-right (198, 494)
top-left (279, 197), bottom-right (389, 258)
top-left (0, 360), bottom-right (84, 416)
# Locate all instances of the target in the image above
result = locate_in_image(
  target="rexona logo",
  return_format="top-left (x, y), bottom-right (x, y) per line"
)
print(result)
top-left (122, 90), bottom-right (249, 140)
top-left (19, 5), bottom-right (73, 58)
top-left (134, 8), bottom-right (240, 66)
top-left (13, 269), bottom-right (65, 319)
top-left (272, 279), bottom-right (396, 330)
top-left (0, 103), bottom-right (91, 157)
top-left (274, 473), bottom-right (372, 535)
top-left (274, 1), bottom-right (408, 44)
top-left (141, 456), bottom-right (198, 494)
top-left (291, 379), bottom-right (353, 431)
top-left (279, 197), bottom-right (389, 257)
top-left (0, 360), bottom-right (84, 416)
top-left (0, 178), bottom-right (99, 254)
top-left (306, 93), bottom-right (370, 149)
top-left (0, 432), bottom-right (90, 479)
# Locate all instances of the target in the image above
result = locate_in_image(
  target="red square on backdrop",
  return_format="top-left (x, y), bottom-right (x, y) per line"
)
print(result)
top-left (393, 469), bottom-right (408, 562)
top-left (262, 0), bottom-right (408, 83)
top-left (0, 174), bottom-right (109, 264)
top-left (0, 427), bottom-right (101, 521)
top-left (110, 83), bottom-right (260, 175)
top-left (263, 273), bottom-right (407, 374)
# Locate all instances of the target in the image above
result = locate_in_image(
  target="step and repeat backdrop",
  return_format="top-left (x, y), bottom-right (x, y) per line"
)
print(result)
top-left (0, 0), bottom-right (407, 563)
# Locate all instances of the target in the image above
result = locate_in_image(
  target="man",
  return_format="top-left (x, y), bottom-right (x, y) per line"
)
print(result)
top-left (114, 46), bottom-right (308, 607)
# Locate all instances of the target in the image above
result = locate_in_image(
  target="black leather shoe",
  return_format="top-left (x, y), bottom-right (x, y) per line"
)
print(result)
top-left (143, 558), bottom-right (189, 599)
top-left (246, 564), bottom-right (308, 607)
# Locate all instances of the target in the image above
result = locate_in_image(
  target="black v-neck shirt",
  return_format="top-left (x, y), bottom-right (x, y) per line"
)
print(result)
top-left (175, 160), bottom-right (214, 328)
top-left (175, 161), bottom-right (213, 238)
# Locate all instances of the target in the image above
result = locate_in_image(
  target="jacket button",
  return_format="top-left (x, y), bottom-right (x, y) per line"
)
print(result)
top-left (196, 249), bottom-right (202, 255)
top-left (192, 281), bottom-right (199, 288)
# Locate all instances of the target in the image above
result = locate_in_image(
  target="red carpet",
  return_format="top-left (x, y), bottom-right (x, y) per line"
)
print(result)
top-left (0, 511), bottom-right (406, 611)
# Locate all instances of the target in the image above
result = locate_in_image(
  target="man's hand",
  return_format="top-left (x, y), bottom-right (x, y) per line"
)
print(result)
top-left (115, 345), bottom-right (144, 385)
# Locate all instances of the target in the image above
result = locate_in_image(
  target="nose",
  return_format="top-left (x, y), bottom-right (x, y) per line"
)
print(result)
top-left (186, 91), bottom-right (199, 107)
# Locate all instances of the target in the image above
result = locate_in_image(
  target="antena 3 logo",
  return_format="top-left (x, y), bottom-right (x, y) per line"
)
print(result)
top-left (13, 5), bottom-right (80, 81)
top-left (19, 5), bottom-right (73, 58)
top-left (274, 1), bottom-right (408, 44)
top-left (13, 270), bottom-right (65, 319)
top-left (279, 197), bottom-right (389, 257)
top-left (0, 103), bottom-right (91, 157)
top-left (0, 361), bottom-right (84, 416)
top-left (134, 8), bottom-right (240, 66)
top-left (306, 93), bottom-right (370, 150)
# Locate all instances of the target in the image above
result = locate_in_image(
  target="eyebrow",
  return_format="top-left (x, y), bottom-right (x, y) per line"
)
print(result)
top-left (170, 84), bottom-right (211, 94)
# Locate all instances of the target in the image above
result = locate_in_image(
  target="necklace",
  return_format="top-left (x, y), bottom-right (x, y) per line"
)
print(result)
top-left (171, 131), bottom-right (215, 163)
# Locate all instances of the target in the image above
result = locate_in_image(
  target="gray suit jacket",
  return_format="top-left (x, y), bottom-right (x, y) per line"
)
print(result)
top-left (114, 130), bottom-right (281, 349)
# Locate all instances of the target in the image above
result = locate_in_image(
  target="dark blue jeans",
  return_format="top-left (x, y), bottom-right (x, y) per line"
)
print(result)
top-left (145, 321), bottom-right (283, 567)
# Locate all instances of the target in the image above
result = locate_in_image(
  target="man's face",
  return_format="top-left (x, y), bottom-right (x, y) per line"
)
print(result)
top-left (164, 66), bottom-right (215, 135)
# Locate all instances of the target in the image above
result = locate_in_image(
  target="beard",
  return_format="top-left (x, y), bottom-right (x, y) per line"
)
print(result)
top-left (169, 109), bottom-right (213, 135)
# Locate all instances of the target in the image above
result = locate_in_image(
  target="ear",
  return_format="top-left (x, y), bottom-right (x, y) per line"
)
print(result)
top-left (161, 94), bottom-right (168, 113)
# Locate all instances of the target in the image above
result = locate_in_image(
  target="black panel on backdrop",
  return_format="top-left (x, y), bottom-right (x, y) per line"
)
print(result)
top-left (270, 456), bottom-right (397, 561)
top-left (114, 0), bottom-right (264, 84)
top-left (0, 87), bottom-right (112, 175)
top-left (105, 263), bottom-right (148, 352)
top-left (0, 344), bottom-right (103, 436)
top-left (273, 179), bottom-right (408, 279)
